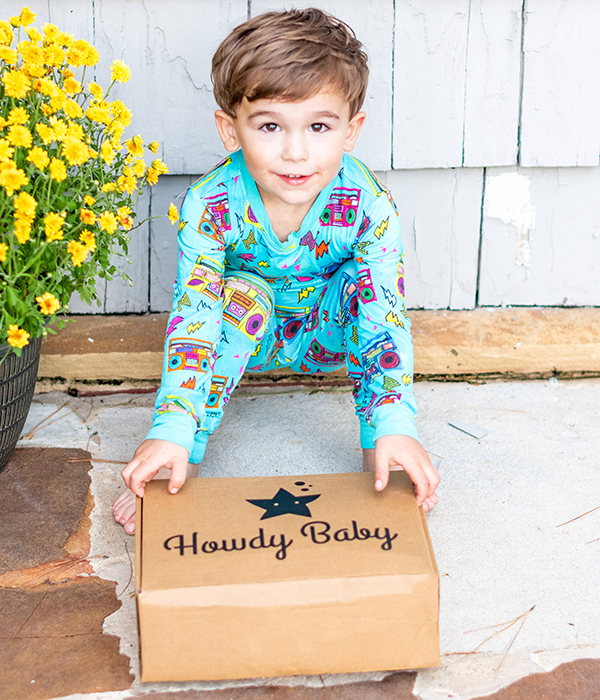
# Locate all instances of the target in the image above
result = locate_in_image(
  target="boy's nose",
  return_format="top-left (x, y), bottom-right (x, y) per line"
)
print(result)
top-left (281, 134), bottom-right (308, 162)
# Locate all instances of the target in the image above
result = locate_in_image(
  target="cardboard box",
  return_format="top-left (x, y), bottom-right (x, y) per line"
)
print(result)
top-left (135, 471), bottom-right (439, 682)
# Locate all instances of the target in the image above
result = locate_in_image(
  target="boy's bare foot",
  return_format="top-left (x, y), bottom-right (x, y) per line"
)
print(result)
top-left (112, 462), bottom-right (199, 535)
top-left (362, 447), bottom-right (439, 512)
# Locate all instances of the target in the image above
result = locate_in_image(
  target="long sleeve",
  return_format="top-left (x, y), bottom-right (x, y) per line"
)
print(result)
top-left (353, 192), bottom-right (419, 442)
top-left (145, 185), bottom-right (230, 454)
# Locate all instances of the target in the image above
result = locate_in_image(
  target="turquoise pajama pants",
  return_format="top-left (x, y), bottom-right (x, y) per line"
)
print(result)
top-left (189, 260), bottom-right (377, 463)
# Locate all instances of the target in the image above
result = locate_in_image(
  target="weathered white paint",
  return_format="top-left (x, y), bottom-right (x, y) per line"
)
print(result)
top-left (393, 0), bottom-right (470, 169)
top-left (479, 166), bottom-right (600, 306)
top-left (150, 176), bottom-right (196, 312)
top-left (92, 0), bottom-right (246, 175)
top-left (250, 0), bottom-right (394, 170)
top-left (385, 168), bottom-right (484, 310)
top-left (484, 172), bottom-right (535, 268)
top-left (520, 0), bottom-right (600, 167)
top-left (462, 0), bottom-right (522, 167)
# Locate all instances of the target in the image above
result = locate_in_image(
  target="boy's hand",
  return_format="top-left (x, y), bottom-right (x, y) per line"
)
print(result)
top-left (373, 435), bottom-right (440, 511)
top-left (121, 439), bottom-right (190, 498)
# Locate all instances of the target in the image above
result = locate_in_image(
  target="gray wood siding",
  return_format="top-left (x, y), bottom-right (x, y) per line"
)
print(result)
top-left (4, 0), bottom-right (599, 311)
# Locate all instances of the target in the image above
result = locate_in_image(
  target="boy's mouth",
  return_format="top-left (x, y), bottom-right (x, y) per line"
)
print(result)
top-left (278, 174), bottom-right (312, 186)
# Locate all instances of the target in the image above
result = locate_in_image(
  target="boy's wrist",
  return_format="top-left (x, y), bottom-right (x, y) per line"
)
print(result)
top-left (147, 411), bottom-right (197, 456)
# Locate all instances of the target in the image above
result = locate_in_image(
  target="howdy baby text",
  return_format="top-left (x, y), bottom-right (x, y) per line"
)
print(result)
top-left (164, 520), bottom-right (399, 561)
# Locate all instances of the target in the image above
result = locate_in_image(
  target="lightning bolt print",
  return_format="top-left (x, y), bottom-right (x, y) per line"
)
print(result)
top-left (357, 240), bottom-right (372, 255)
top-left (381, 286), bottom-right (397, 307)
top-left (177, 293), bottom-right (191, 311)
top-left (374, 217), bottom-right (389, 239)
top-left (243, 231), bottom-right (256, 249)
top-left (187, 321), bottom-right (204, 334)
top-left (348, 352), bottom-right (361, 367)
top-left (315, 240), bottom-right (329, 259)
top-left (298, 286), bottom-right (315, 302)
top-left (300, 231), bottom-right (316, 250)
top-left (350, 326), bottom-right (359, 345)
top-left (386, 311), bottom-right (404, 328)
top-left (167, 316), bottom-right (183, 336)
top-left (258, 260), bottom-right (269, 268)
top-left (382, 376), bottom-right (401, 391)
top-left (181, 377), bottom-right (196, 389)
top-left (402, 374), bottom-right (412, 386)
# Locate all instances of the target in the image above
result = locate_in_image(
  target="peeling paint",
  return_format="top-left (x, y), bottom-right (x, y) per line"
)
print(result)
top-left (484, 172), bottom-right (535, 266)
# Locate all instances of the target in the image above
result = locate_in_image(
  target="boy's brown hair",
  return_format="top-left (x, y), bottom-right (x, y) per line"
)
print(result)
top-left (211, 8), bottom-right (369, 119)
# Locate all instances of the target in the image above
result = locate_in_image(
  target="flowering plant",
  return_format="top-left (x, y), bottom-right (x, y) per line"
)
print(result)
top-left (0, 7), bottom-right (169, 354)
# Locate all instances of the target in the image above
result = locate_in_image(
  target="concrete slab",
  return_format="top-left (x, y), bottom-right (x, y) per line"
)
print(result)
top-left (7, 377), bottom-right (600, 699)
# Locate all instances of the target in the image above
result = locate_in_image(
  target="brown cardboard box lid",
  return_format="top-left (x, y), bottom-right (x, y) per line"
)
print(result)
top-left (137, 471), bottom-right (437, 591)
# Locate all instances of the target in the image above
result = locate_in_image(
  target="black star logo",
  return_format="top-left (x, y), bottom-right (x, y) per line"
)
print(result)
top-left (247, 488), bottom-right (320, 520)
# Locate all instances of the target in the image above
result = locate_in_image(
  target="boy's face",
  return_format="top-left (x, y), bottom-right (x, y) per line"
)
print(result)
top-left (215, 89), bottom-right (365, 226)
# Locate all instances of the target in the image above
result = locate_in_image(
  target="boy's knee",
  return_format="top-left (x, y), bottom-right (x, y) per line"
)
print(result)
top-left (222, 272), bottom-right (274, 340)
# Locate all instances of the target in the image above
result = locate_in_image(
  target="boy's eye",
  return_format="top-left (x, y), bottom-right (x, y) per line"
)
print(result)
top-left (260, 123), bottom-right (280, 133)
top-left (310, 123), bottom-right (329, 133)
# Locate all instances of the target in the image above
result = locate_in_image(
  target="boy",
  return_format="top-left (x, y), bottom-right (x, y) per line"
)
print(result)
top-left (113, 8), bottom-right (439, 535)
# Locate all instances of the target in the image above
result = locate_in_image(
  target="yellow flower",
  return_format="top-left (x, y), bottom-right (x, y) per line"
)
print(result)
top-left (49, 158), bottom-right (67, 182)
top-left (58, 31), bottom-right (74, 48)
top-left (86, 103), bottom-right (111, 124)
top-left (35, 123), bottom-right (55, 145)
top-left (49, 117), bottom-right (68, 141)
top-left (67, 239), bottom-right (88, 266)
top-left (42, 23), bottom-right (60, 40)
top-left (117, 168), bottom-right (137, 195)
top-left (0, 20), bottom-right (13, 45)
top-left (125, 135), bottom-right (144, 159)
top-left (132, 158), bottom-right (146, 178)
top-left (41, 104), bottom-right (55, 117)
top-left (83, 194), bottom-right (95, 206)
top-left (0, 47), bottom-right (17, 64)
top-left (0, 165), bottom-right (28, 196)
top-left (110, 100), bottom-right (132, 128)
top-left (148, 141), bottom-right (159, 154)
top-left (63, 76), bottom-right (81, 94)
top-left (100, 142), bottom-right (115, 164)
top-left (80, 208), bottom-right (96, 225)
top-left (83, 44), bottom-right (99, 66)
top-left (0, 140), bottom-right (14, 162)
top-left (7, 325), bottom-right (29, 349)
top-left (110, 59), bottom-right (131, 83)
top-left (99, 211), bottom-right (118, 234)
top-left (26, 146), bottom-right (49, 170)
top-left (14, 191), bottom-right (37, 219)
top-left (50, 89), bottom-right (67, 112)
top-left (151, 158), bottom-right (169, 175)
top-left (2, 70), bottom-right (30, 98)
top-left (168, 203), bottom-right (179, 225)
top-left (19, 41), bottom-right (44, 65)
top-left (13, 218), bottom-right (31, 244)
top-left (43, 44), bottom-right (65, 66)
top-left (101, 182), bottom-right (116, 193)
top-left (63, 98), bottom-right (83, 119)
top-left (87, 81), bottom-right (103, 100)
top-left (44, 212), bottom-right (65, 241)
top-left (19, 7), bottom-right (36, 26)
top-left (7, 107), bottom-right (29, 125)
top-left (25, 26), bottom-right (41, 42)
top-left (0, 242), bottom-right (7, 262)
top-left (36, 292), bottom-right (60, 315)
top-left (79, 228), bottom-right (96, 251)
top-left (145, 167), bottom-right (159, 186)
top-left (33, 76), bottom-right (57, 97)
top-left (8, 125), bottom-right (33, 149)
top-left (62, 137), bottom-right (89, 166)
top-left (117, 206), bottom-right (133, 230)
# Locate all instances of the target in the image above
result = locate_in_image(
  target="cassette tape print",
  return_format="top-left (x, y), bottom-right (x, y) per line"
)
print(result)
top-left (320, 187), bottom-right (360, 227)
top-left (364, 391), bottom-right (403, 424)
top-left (205, 192), bottom-right (231, 233)
top-left (168, 338), bottom-right (213, 373)
top-left (362, 331), bottom-right (401, 387)
top-left (305, 339), bottom-right (345, 367)
top-left (184, 255), bottom-right (223, 301)
top-left (222, 277), bottom-right (272, 340)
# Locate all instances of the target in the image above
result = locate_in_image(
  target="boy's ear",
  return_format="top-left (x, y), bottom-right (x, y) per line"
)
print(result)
top-left (343, 111), bottom-right (367, 153)
top-left (214, 110), bottom-right (240, 152)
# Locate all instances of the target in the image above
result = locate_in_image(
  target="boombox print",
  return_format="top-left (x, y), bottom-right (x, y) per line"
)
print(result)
top-left (198, 206), bottom-right (226, 250)
top-left (337, 272), bottom-right (359, 327)
top-left (364, 391), bottom-right (403, 424)
top-left (168, 338), bottom-right (213, 373)
top-left (357, 268), bottom-right (377, 303)
top-left (396, 259), bottom-right (405, 299)
top-left (362, 332), bottom-right (401, 386)
top-left (206, 375), bottom-right (228, 409)
top-left (305, 339), bottom-right (345, 367)
top-left (205, 192), bottom-right (231, 233)
top-left (320, 187), bottom-right (360, 227)
top-left (276, 304), bottom-right (310, 341)
top-left (222, 277), bottom-right (271, 340)
top-left (185, 255), bottom-right (223, 301)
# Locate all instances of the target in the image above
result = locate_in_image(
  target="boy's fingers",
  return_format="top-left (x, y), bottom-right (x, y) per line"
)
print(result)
top-left (168, 457), bottom-right (189, 494)
top-left (373, 454), bottom-right (390, 491)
